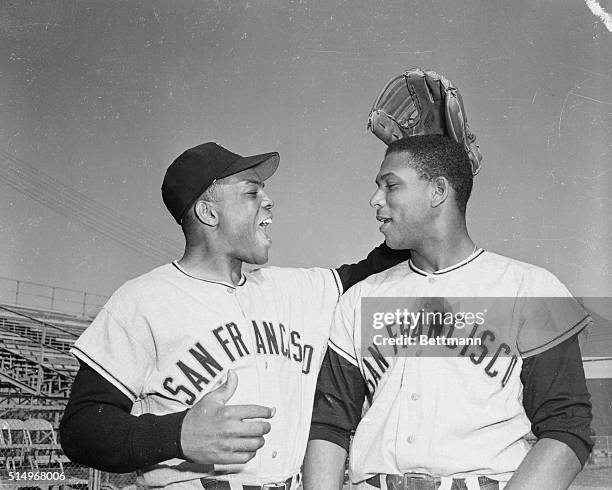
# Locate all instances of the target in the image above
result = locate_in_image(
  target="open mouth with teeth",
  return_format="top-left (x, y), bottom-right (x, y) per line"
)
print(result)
top-left (259, 217), bottom-right (273, 241)
top-left (376, 215), bottom-right (392, 232)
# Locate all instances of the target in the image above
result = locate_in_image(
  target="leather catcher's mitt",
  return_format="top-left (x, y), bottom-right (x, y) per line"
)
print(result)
top-left (367, 68), bottom-right (482, 175)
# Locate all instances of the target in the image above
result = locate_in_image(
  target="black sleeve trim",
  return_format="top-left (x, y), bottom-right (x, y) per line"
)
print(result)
top-left (328, 340), bottom-right (359, 366)
top-left (520, 314), bottom-right (591, 358)
top-left (539, 431), bottom-right (591, 469)
top-left (309, 349), bottom-right (366, 451)
top-left (520, 334), bottom-right (594, 467)
top-left (71, 346), bottom-right (137, 399)
top-left (309, 423), bottom-right (352, 452)
top-left (330, 268), bottom-right (343, 298)
top-left (334, 242), bottom-right (410, 292)
top-left (60, 361), bottom-right (186, 473)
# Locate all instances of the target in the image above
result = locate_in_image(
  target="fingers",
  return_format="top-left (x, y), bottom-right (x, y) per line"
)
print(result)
top-left (213, 451), bottom-right (258, 465)
top-left (223, 404), bottom-right (275, 421)
top-left (222, 436), bottom-right (266, 453)
top-left (230, 419), bottom-right (272, 437)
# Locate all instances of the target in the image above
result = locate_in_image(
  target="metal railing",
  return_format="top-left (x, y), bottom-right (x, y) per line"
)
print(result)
top-left (0, 276), bottom-right (107, 318)
top-left (0, 306), bottom-right (80, 399)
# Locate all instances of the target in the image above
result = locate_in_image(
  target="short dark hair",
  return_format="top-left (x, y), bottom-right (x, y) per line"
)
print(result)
top-left (385, 135), bottom-right (473, 213)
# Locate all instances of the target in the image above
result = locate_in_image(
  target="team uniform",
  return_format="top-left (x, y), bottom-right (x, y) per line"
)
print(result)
top-left (71, 262), bottom-right (343, 489)
top-left (310, 248), bottom-right (593, 489)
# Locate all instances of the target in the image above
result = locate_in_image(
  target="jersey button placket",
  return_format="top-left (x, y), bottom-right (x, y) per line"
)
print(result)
top-left (233, 287), bottom-right (266, 469)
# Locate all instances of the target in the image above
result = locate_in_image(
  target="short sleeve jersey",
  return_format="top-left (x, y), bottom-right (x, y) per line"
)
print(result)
top-left (328, 250), bottom-right (590, 483)
top-left (71, 263), bottom-right (342, 489)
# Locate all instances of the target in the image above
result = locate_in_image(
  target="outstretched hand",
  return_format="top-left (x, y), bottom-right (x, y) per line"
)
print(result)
top-left (180, 370), bottom-right (275, 465)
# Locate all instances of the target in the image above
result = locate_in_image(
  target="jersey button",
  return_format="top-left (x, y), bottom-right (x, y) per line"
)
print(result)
top-left (271, 451), bottom-right (278, 458)
top-left (428, 277), bottom-right (436, 283)
top-left (411, 393), bottom-right (419, 401)
top-left (226, 287), bottom-right (234, 294)
top-left (406, 435), bottom-right (415, 444)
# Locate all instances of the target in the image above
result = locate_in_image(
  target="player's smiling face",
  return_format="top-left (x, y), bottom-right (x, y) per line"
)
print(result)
top-left (213, 167), bottom-right (274, 265)
top-left (370, 151), bottom-right (434, 249)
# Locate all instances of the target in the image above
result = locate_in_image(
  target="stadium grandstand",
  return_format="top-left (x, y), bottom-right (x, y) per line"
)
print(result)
top-left (0, 277), bottom-right (138, 488)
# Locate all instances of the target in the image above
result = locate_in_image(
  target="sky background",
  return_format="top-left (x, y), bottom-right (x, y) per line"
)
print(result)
top-left (0, 0), bottom-right (611, 302)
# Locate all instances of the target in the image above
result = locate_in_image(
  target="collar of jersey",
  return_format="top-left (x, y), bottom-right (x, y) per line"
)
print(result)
top-left (171, 261), bottom-right (247, 288)
top-left (408, 248), bottom-right (485, 277)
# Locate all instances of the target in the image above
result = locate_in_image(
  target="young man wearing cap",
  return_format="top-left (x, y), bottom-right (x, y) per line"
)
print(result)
top-left (60, 142), bottom-right (411, 489)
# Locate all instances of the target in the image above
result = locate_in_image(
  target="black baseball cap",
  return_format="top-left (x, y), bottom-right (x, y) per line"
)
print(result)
top-left (162, 142), bottom-right (280, 224)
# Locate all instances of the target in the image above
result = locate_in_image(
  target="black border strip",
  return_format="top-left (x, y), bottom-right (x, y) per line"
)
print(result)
top-left (72, 346), bottom-right (137, 399)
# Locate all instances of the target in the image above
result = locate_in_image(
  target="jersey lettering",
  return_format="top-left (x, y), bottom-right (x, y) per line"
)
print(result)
top-left (227, 322), bottom-right (250, 357)
top-left (290, 331), bottom-right (303, 362)
top-left (361, 321), bottom-right (520, 393)
top-left (469, 330), bottom-right (495, 365)
top-left (213, 324), bottom-right (237, 362)
top-left (252, 321), bottom-right (267, 353)
top-left (177, 360), bottom-right (210, 392)
top-left (189, 342), bottom-right (224, 378)
top-left (502, 355), bottom-right (519, 387)
top-left (485, 342), bottom-right (511, 378)
top-left (262, 321), bottom-right (279, 354)
top-left (162, 377), bottom-right (197, 405)
top-left (301, 344), bottom-right (314, 374)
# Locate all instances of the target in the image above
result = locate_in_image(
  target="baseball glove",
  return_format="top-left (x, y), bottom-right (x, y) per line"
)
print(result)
top-left (367, 68), bottom-right (482, 175)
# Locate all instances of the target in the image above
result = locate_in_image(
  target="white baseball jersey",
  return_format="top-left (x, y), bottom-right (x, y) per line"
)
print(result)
top-left (328, 249), bottom-right (590, 484)
top-left (71, 262), bottom-right (342, 489)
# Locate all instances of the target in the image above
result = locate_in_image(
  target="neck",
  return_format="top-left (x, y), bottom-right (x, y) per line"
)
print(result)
top-left (410, 218), bottom-right (476, 273)
top-left (178, 243), bottom-right (244, 286)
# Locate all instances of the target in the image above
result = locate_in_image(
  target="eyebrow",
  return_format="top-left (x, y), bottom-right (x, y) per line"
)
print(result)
top-left (244, 179), bottom-right (265, 187)
top-left (375, 172), bottom-right (396, 184)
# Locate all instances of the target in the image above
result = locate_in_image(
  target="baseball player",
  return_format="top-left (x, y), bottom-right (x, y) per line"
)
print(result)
top-left (59, 142), bottom-right (411, 489)
top-left (303, 135), bottom-right (593, 490)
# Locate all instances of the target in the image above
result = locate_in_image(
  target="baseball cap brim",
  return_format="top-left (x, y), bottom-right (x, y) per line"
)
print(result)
top-left (219, 151), bottom-right (280, 182)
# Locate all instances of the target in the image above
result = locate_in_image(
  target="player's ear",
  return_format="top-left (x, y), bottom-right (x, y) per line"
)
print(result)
top-left (430, 176), bottom-right (449, 208)
top-left (194, 199), bottom-right (219, 227)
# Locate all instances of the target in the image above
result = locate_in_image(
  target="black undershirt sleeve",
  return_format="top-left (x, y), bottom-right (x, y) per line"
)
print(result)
top-left (521, 334), bottom-right (593, 467)
top-left (309, 349), bottom-right (367, 452)
top-left (59, 361), bottom-right (187, 473)
top-left (335, 243), bottom-right (410, 293)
